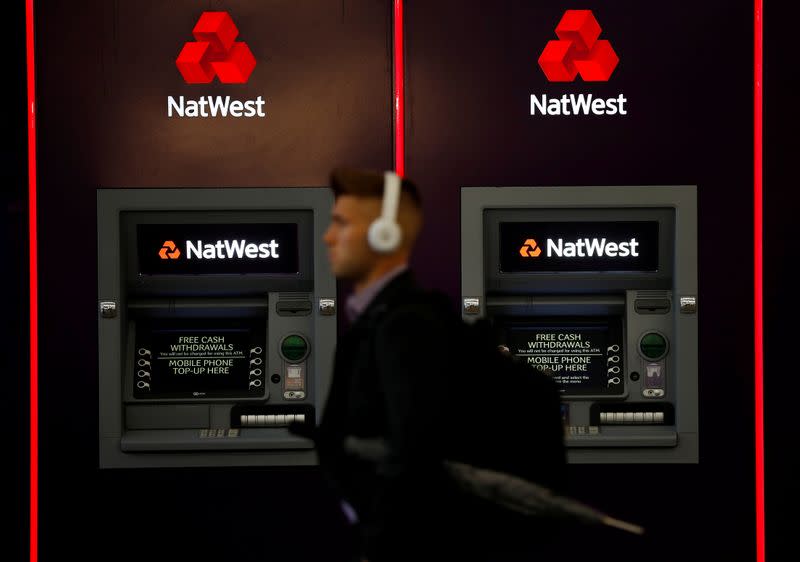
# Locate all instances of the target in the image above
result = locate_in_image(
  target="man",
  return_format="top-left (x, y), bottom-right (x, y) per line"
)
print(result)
top-left (316, 167), bottom-right (478, 561)
top-left (314, 168), bottom-right (566, 562)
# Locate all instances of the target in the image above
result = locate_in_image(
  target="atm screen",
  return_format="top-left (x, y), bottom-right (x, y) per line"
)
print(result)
top-left (504, 318), bottom-right (624, 396)
top-left (137, 223), bottom-right (300, 275)
top-left (499, 221), bottom-right (659, 273)
top-left (134, 320), bottom-right (266, 399)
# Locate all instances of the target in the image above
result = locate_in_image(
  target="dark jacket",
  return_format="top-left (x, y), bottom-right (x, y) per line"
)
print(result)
top-left (317, 271), bottom-right (564, 561)
top-left (317, 271), bottom-right (473, 560)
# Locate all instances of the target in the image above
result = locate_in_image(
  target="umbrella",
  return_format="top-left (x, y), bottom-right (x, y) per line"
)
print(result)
top-left (343, 435), bottom-right (644, 536)
top-left (443, 459), bottom-right (644, 535)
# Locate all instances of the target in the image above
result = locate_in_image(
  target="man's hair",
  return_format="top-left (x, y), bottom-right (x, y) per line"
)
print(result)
top-left (330, 167), bottom-right (422, 208)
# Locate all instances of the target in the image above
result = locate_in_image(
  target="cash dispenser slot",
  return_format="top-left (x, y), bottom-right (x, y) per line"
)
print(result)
top-left (486, 295), bottom-right (625, 317)
top-left (128, 297), bottom-right (267, 317)
top-left (126, 405), bottom-right (210, 429)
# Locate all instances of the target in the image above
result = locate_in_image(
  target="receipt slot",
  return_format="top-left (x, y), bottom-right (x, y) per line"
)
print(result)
top-left (461, 186), bottom-right (698, 463)
top-left (97, 188), bottom-right (336, 468)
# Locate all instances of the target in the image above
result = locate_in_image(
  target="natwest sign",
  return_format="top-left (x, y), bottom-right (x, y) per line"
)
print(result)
top-left (500, 222), bottom-right (659, 272)
top-left (137, 224), bottom-right (299, 275)
top-left (530, 10), bottom-right (627, 117)
top-left (168, 12), bottom-right (266, 119)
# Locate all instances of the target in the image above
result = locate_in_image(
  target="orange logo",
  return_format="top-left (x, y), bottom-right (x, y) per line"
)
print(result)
top-left (519, 239), bottom-right (542, 257)
top-left (159, 240), bottom-right (181, 259)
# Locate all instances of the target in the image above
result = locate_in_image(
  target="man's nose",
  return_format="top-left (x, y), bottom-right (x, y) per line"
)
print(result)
top-left (323, 226), bottom-right (334, 246)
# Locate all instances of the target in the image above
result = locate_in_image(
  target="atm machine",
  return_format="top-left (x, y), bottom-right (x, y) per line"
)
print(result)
top-left (461, 186), bottom-right (698, 463)
top-left (97, 188), bottom-right (336, 468)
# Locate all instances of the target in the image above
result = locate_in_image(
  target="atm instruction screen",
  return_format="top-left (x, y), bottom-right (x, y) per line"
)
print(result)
top-left (505, 319), bottom-right (624, 396)
top-left (134, 321), bottom-right (266, 399)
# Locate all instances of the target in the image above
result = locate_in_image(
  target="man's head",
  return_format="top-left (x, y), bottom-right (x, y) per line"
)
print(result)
top-left (323, 167), bottom-right (423, 289)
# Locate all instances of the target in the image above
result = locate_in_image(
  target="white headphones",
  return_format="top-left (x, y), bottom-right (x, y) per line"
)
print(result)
top-left (367, 171), bottom-right (403, 253)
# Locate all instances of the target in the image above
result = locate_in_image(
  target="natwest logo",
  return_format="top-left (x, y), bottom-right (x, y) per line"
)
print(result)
top-left (159, 241), bottom-right (181, 260)
top-left (519, 239), bottom-right (543, 258)
top-left (168, 12), bottom-right (266, 119)
top-left (176, 12), bottom-right (255, 84)
top-left (530, 10), bottom-right (627, 117)
top-left (164, 239), bottom-right (282, 260)
top-left (538, 10), bottom-right (618, 82)
top-left (527, 237), bottom-right (640, 258)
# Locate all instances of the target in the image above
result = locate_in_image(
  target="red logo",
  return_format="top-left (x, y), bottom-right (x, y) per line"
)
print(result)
top-left (538, 10), bottom-right (618, 82)
top-left (176, 12), bottom-right (256, 84)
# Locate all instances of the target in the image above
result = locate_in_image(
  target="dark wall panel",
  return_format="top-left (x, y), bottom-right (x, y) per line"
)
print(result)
top-left (26, 0), bottom-right (779, 561)
top-left (35, 2), bottom-right (391, 561)
top-left (763, 4), bottom-right (800, 561)
top-left (405, 2), bottom-right (753, 561)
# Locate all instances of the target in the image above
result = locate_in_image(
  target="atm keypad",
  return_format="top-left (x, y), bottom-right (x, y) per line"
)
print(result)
top-left (240, 413), bottom-right (305, 427)
top-left (599, 411), bottom-right (665, 424)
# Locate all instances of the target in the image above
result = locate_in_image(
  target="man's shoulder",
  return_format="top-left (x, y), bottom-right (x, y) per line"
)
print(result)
top-left (371, 277), bottom-right (452, 317)
top-left (370, 289), bottom-right (456, 341)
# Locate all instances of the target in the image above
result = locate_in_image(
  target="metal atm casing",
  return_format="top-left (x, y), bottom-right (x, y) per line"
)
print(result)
top-left (461, 186), bottom-right (698, 463)
top-left (98, 188), bottom-right (336, 468)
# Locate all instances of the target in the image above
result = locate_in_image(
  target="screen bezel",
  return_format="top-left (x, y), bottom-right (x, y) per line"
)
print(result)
top-left (136, 222), bottom-right (301, 276)
top-left (121, 209), bottom-right (315, 296)
top-left (484, 207), bottom-right (674, 293)
top-left (498, 220), bottom-right (660, 273)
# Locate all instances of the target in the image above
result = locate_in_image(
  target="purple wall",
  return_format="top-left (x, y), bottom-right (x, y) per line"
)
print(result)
top-left (8, 1), bottom-right (793, 560)
top-left (405, 3), bottom-right (752, 561)
top-left (35, 2), bottom-right (391, 560)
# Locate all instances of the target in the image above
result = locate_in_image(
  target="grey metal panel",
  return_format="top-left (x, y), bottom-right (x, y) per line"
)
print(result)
top-left (482, 207), bottom-right (675, 294)
top-left (125, 405), bottom-right (210, 430)
top-left (98, 188), bottom-right (336, 468)
top-left (461, 186), bottom-right (698, 464)
top-left (101, 437), bottom-right (318, 468)
top-left (567, 433), bottom-right (698, 464)
top-left (120, 429), bottom-right (314, 451)
top-left (121, 207), bottom-right (316, 296)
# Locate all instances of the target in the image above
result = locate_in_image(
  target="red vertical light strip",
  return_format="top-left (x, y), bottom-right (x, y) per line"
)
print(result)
top-left (393, 0), bottom-right (404, 176)
top-left (754, 2), bottom-right (764, 562)
top-left (25, 1), bottom-right (39, 562)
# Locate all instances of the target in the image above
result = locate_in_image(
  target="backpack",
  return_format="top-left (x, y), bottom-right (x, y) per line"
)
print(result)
top-left (374, 288), bottom-right (567, 492)
top-left (445, 310), bottom-right (566, 492)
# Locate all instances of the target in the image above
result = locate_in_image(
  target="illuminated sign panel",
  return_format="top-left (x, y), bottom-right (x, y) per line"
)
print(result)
top-left (506, 320), bottom-right (624, 396)
top-left (499, 221), bottom-right (659, 272)
top-left (135, 322), bottom-right (265, 399)
top-left (137, 223), bottom-right (299, 275)
top-left (169, 11), bottom-right (266, 118)
top-left (531, 10), bottom-right (627, 117)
